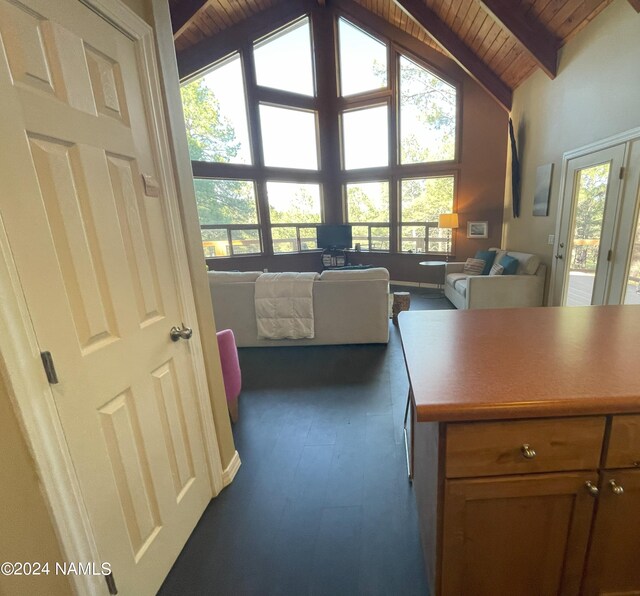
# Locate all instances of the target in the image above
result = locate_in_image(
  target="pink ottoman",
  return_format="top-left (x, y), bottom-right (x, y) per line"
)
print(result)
top-left (216, 329), bottom-right (242, 423)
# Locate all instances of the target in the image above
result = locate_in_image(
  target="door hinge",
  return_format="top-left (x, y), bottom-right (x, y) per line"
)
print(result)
top-left (105, 572), bottom-right (118, 595)
top-left (40, 351), bottom-right (59, 384)
top-left (607, 249), bottom-right (613, 262)
top-left (620, 166), bottom-right (625, 179)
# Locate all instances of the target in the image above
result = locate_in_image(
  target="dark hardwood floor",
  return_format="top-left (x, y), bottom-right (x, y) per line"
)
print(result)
top-left (158, 286), bottom-right (452, 595)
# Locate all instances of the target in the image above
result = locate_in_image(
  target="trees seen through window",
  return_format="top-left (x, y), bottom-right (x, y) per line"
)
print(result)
top-left (267, 182), bottom-right (322, 253)
top-left (400, 177), bottom-right (455, 253)
top-left (180, 12), bottom-right (459, 258)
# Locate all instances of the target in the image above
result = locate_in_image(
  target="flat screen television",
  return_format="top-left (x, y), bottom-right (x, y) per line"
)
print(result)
top-left (316, 224), bottom-right (353, 249)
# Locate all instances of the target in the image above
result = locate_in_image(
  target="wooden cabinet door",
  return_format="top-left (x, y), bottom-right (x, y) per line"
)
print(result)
top-left (582, 470), bottom-right (640, 595)
top-left (441, 472), bottom-right (597, 596)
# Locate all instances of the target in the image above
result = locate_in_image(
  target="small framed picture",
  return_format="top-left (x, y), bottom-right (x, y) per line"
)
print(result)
top-left (467, 221), bottom-right (488, 239)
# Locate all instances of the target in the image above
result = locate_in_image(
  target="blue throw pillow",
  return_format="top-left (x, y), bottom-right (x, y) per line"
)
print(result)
top-left (474, 250), bottom-right (496, 275)
top-left (499, 255), bottom-right (519, 275)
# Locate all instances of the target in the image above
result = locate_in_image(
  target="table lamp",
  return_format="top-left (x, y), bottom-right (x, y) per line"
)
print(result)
top-left (438, 213), bottom-right (459, 260)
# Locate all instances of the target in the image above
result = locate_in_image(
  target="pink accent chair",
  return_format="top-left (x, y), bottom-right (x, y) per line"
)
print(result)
top-left (216, 329), bottom-right (242, 423)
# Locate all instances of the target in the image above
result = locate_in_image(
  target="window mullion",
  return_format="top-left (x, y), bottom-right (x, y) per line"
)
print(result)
top-left (242, 43), bottom-right (273, 257)
top-left (313, 6), bottom-right (341, 224)
top-left (389, 50), bottom-right (399, 254)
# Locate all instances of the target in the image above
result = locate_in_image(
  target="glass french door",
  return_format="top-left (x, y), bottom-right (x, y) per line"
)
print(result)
top-left (552, 145), bottom-right (625, 306)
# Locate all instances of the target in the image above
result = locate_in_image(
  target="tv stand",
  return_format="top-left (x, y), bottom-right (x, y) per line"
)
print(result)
top-left (321, 248), bottom-right (348, 269)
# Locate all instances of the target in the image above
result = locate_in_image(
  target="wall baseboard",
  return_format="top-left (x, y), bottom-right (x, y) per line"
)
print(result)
top-left (222, 450), bottom-right (241, 487)
top-left (390, 280), bottom-right (440, 289)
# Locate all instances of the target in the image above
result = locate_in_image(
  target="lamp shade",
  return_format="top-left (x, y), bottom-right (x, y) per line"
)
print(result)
top-left (438, 213), bottom-right (459, 229)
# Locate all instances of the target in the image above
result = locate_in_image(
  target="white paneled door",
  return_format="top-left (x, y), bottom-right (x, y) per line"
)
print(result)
top-left (0, 1), bottom-right (216, 594)
top-left (552, 136), bottom-right (640, 307)
top-left (552, 146), bottom-right (625, 306)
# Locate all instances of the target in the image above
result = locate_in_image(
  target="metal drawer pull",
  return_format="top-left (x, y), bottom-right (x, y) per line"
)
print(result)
top-left (609, 480), bottom-right (624, 495)
top-left (585, 481), bottom-right (599, 497)
top-left (521, 444), bottom-right (536, 459)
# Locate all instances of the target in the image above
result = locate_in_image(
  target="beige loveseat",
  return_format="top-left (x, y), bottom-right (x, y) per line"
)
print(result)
top-left (208, 268), bottom-right (390, 347)
top-left (444, 249), bottom-right (546, 310)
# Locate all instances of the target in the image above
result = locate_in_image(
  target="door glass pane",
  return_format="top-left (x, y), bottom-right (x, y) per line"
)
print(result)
top-left (260, 105), bottom-right (318, 169)
top-left (623, 215), bottom-right (640, 304)
top-left (181, 54), bottom-right (252, 164)
top-left (399, 55), bottom-right (456, 163)
top-left (565, 163), bottom-right (610, 306)
top-left (337, 18), bottom-right (387, 97)
top-left (254, 17), bottom-right (314, 96)
top-left (342, 105), bottom-right (388, 170)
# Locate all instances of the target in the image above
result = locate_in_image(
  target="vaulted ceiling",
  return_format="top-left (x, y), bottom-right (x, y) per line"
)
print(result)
top-left (170, 0), bottom-right (638, 111)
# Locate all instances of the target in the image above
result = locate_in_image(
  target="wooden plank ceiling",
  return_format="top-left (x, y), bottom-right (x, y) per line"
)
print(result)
top-left (171, 0), bottom-right (615, 101)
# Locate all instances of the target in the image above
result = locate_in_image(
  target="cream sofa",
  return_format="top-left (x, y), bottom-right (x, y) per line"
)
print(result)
top-left (444, 249), bottom-right (546, 309)
top-left (208, 268), bottom-right (390, 347)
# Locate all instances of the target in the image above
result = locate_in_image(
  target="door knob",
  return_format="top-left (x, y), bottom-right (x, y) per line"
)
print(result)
top-left (170, 323), bottom-right (193, 342)
top-left (555, 254), bottom-right (563, 259)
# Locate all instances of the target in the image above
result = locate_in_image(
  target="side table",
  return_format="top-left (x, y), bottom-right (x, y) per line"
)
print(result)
top-left (391, 291), bottom-right (410, 325)
top-left (418, 260), bottom-right (447, 294)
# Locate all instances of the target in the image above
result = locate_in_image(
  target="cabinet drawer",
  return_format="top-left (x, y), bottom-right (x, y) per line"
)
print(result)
top-left (445, 417), bottom-right (606, 478)
top-left (605, 415), bottom-right (640, 469)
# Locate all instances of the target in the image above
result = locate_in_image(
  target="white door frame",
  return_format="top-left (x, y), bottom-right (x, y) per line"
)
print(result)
top-left (550, 126), bottom-right (640, 306)
top-left (0, 1), bottom-right (223, 594)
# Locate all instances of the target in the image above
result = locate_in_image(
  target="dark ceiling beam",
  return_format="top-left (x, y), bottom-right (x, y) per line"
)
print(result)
top-left (171, 0), bottom-right (209, 37)
top-left (392, 0), bottom-right (512, 111)
top-left (176, 0), bottom-right (314, 80)
top-left (629, 0), bottom-right (640, 12)
top-left (476, 0), bottom-right (559, 78)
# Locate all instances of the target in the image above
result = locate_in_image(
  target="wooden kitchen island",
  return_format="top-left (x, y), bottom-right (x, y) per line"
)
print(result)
top-left (398, 306), bottom-right (640, 596)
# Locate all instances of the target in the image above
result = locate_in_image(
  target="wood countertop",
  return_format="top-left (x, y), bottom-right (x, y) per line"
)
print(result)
top-left (398, 305), bottom-right (640, 422)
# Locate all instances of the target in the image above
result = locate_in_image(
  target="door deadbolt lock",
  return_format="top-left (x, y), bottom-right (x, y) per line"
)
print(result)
top-left (170, 323), bottom-right (193, 342)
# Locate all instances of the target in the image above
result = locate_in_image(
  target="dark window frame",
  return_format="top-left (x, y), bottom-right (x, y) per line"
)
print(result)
top-left (398, 173), bottom-right (458, 255)
top-left (181, 5), bottom-right (461, 259)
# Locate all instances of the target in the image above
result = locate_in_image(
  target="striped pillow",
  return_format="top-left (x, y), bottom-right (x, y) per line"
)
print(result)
top-left (489, 263), bottom-right (504, 276)
top-left (463, 258), bottom-right (485, 276)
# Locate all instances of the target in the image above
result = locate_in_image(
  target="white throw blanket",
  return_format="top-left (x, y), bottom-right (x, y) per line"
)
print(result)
top-left (254, 272), bottom-right (318, 339)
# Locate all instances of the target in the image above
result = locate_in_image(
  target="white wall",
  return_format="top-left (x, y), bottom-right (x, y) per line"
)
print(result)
top-left (502, 0), bottom-right (640, 283)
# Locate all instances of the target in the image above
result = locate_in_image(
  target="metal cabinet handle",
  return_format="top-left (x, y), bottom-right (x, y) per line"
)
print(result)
top-left (170, 323), bottom-right (193, 342)
top-left (585, 481), bottom-right (599, 497)
top-left (521, 444), bottom-right (537, 459)
top-left (609, 479), bottom-right (624, 495)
